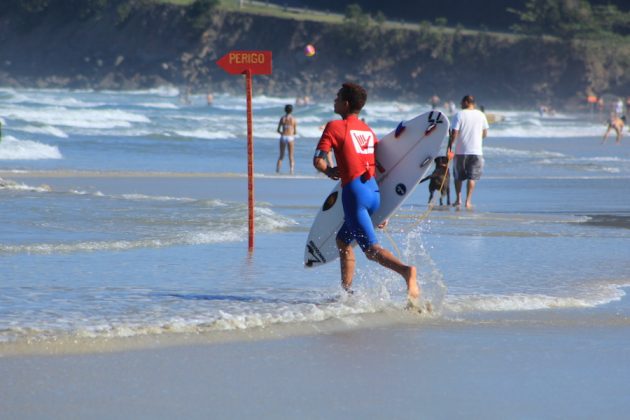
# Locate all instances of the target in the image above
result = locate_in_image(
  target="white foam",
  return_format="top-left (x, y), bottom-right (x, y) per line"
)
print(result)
top-left (445, 285), bottom-right (627, 313)
top-left (137, 102), bottom-right (179, 109)
top-left (14, 124), bottom-right (69, 138)
top-left (484, 146), bottom-right (566, 159)
top-left (0, 106), bottom-right (150, 129)
top-left (11, 291), bottom-right (400, 341)
top-left (0, 233), bottom-right (241, 254)
top-left (118, 193), bottom-right (196, 202)
top-left (256, 207), bottom-right (299, 230)
top-left (0, 179), bottom-right (52, 192)
top-left (0, 135), bottom-right (62, 160)
top-left (490, 121), bottom-right (604, 138)
top-left (173, 129), bottom-right (236, 140)
top-left (110, 86), bottom-right (180, 97)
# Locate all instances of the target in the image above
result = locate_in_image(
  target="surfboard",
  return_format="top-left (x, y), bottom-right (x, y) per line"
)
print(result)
top-left (305, 111), bottom-right (450, 267)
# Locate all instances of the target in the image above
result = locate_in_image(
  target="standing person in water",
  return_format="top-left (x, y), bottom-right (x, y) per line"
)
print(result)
top-left (602, 112), bottom-right (625, 144)
top-left (448, 94), bottom-right (489, 209)
top-left (312, 82), bottom-right (421, 306)
top-left (276, 104), bottom-right (297, 174)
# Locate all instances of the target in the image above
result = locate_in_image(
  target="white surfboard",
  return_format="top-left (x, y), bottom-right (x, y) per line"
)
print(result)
top-left (305, 111), bottom-right (450, 267)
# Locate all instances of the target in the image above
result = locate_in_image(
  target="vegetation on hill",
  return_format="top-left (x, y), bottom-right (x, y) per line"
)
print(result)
top-left (1, 0), bottom-right (629, 104)
top-left (510, 0), bottom-right (630, 38)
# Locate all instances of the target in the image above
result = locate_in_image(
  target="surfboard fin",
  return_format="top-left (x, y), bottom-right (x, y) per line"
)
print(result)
top-left (424, 111), bottom-right (443, 136)
top-left (395, 121), bottom-right (406, 138)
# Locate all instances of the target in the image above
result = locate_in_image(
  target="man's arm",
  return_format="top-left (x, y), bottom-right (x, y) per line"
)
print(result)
top-left (448, 129), bottom-right (459, 153)
top-left (313, 150), bottom-right (339, 180)
top-left (482, 128), bottom-right (488, 139)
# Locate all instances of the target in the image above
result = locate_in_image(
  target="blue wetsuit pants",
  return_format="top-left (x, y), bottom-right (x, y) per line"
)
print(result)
top-left (337, 176), bottom-right (380, 251)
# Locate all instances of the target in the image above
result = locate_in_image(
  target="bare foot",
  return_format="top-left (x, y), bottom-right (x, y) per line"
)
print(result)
top-left (406, 299), bottom-right (432, 314)
top-left (465, 202), bottom-right (473, 209)
top-left (452, 201), bottom-right (461, 207)
top-left (405, 265), bottom-right (419, 300)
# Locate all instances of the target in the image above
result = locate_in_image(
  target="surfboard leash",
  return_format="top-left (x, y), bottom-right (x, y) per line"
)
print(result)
top-left (383, 153), bottom-right (453, 259)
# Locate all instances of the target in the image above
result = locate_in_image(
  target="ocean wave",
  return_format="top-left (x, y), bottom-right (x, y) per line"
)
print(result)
top-left (0, 202), bottom-right (297, 254)
top-left (0, 290), bottom-right (403, 343)
top-left (0, 233), bottom-right (243, 254)
top-left (13, 124), bottom-right (69, 138)
top-left (536, 157), bottom-right (625, 174)
top-left (19, 96), bottom-right (103, 108)
top-left (106, 86), bottom-right (180, 97)
top-left (66, 190), bottom-right (198, 203)
top-left (137, 102), bottom-right (179, 109)
top-left (484, 146), bottom-right (566, 159)
top-left (173, 129), bottom-right (237, 140)
top-left (0, 106), bottom-right (150, 129)
top-left (490, 124), bottom-right (603, 138)
top-left (445, 285), bottom-right (627, 312)
top-left (0, 135), bottom-right (63, 160)
top-left (0, 178), bottom-right (52, 192)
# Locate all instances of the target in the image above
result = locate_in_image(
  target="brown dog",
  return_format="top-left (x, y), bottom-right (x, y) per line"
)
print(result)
top-left (420, 156), bottom-right (450, 205)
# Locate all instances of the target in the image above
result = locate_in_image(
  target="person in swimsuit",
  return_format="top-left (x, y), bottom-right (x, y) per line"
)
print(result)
top-left (276, 104), bottom-right (297, 174)
top-left (602, 112), bottom-right (625, 144)
top-left (312, 82), bottom-right (420, 305)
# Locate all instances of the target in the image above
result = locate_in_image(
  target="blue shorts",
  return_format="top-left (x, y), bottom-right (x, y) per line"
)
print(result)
top-left (337, 176), bottom-right (380, 251)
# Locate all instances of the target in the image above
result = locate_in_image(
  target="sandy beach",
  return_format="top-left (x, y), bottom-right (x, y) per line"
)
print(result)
top-left (3, 314), bottom-right (630, 419)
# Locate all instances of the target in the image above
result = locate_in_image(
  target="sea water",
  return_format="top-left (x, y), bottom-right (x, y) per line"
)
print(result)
top-left (0, 87), bottom-right (629, 347)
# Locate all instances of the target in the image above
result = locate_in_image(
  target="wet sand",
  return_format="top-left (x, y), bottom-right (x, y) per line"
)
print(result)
top-left (2, 320), bottom-right (630, 420)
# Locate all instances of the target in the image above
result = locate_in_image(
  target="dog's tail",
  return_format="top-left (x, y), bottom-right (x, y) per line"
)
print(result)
top-left (419, 175), bottom-right (432, 184)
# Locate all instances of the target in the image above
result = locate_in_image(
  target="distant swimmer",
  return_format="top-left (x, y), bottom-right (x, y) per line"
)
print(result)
top-left (448, 94), bottom-right (489, 210)
top-left (276, 104), bottom-right (297, 174)
top-left (206, 92), bottom-right (214, 106)
top-left (602, 113), bottom-right (624, 144)
top-left (429, 94), bottom-right (440, 110)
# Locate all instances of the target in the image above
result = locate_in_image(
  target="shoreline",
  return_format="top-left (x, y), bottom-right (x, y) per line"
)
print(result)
top-left (3, 300), bottom-right (630, 358)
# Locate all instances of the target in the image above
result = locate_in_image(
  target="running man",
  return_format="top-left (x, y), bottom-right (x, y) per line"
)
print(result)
top-left (276, 104), bottom-right (297, 174)
top-left (312, 83), bottom-right (420, 305)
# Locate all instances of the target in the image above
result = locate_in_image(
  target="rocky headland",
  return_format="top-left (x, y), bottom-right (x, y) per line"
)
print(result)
top-left (0, 2), bottom-right (628, 108)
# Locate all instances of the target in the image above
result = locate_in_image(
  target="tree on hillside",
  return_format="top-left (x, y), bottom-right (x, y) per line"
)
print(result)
top-left (188, 0), bottom-right (220, 30)
top-left (7, 0), bottom-right (110, 18)
top-left (510, 0), bottom-right (630, 38)
top-left (344, 3), bottom-right (370, 27)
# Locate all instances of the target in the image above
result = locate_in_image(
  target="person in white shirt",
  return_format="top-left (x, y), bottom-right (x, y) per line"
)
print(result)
top-left (447, 95), bottom-right (489, 209)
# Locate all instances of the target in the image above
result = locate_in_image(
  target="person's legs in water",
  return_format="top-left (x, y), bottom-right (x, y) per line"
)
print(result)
top-left (276, 138), bottom-right (286, 172)
top-left (453, 155), bottom-right (464, 206)
top-left (337, 177), bottom-right (418, 299)
top-left (287, 139), bottom-right (295, 174)
top-left (465, 179), bottom-right (476, 209)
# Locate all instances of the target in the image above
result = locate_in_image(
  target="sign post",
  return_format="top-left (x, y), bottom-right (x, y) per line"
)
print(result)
top-left (217, 50), bottom-right (272, 251)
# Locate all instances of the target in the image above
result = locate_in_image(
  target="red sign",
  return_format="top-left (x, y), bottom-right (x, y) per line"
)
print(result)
top-left (216, 50), bottom-right (272, 75)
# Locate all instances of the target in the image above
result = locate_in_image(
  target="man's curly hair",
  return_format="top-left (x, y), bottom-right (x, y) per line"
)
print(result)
top-left (338, 82), bottom-right (367, 112)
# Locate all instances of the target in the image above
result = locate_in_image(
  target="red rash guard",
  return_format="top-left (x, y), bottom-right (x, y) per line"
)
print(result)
top-left (316, 115), bottom-right (378, 186)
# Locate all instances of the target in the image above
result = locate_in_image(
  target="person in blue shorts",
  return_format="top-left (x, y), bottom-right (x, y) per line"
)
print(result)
top-left (312, 83), bottom-right (420, 305)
